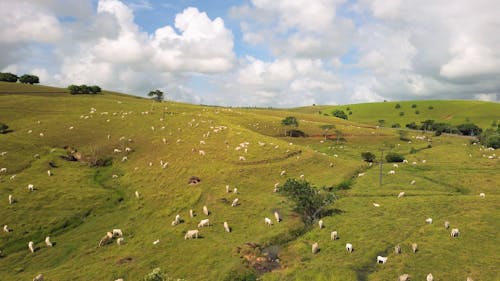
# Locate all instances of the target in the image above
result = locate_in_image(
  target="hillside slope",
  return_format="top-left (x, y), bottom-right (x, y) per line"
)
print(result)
top-left (0, 83), bottom-right (498, 281)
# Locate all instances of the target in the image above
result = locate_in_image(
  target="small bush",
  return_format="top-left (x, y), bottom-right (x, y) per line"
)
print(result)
top-left (361, 152), bottom-right (376, 162)
top-left (415, 110), bottom-right (420, 115)
top-left (391, 123), bottom-right (401, 128)
top-left (395, 103), bottom-right (401, 109)
top-left (288, 129), bottom-right (307, 137)
top-left (144, 268), bottom-right (168, 281)
top-left (385, 152), bottom-right (405, 162)
top-left (428, 105), bottom-right (434, 110)
top-left (332, 109), bottom-right (348, 120)
top-left (410, 147), bottom-right (417, 154)
top-left (349, 111), bottom-right (353, 115)
top-left (399, 112), bottom-right (404, 116)
top-left (411, 104), bottom-right (417, 108)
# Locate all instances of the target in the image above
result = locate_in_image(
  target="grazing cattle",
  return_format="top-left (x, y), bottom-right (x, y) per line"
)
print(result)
top-left (233, 188), bottom-right (238, 194)
top-left (358, 173), bottom-right (365, 177)
top-left (198, 219), bottom-right (210, 228)
top-left (318, 219), bottom-right (324, 229)
top-left (121, 156), bottom-right (128, 162)
top-left (274, 211), bottom-right (281, 222)
top-left (112, 229), bottom-right (123, 237)
top-left (467, 277), bottom-right (474, 281)
top-left (0, 168), bottom-right (7, 173)
top-left (238, 156), bottom-right (246, 161)
top-left (200, 140), bottom-right (205, 145)
top-left (203, 206), bottom-right (209, 216)
top-left (479, 193), bottom-right (485, 198)
top-left (117, 238), bottom-right (124, 245)
top-left (226, 185), bottom-right (230, 193)
top-left (189, 209), bottom-right (194, 218)
top-left (112, 174), bottom-right (118, 179)
top-left (27, 184), bottom-right (34, 191)
top-left (45, 236), bottom-right (52, 247)
top-left (153, 239), bottom-right (160, 245)
top-left (410, 180), bottom-right (416, 185)
top-left (426, 273), bottom-right (434, 281)
top-left (113, 149), bottom-right (122, 153)
top-left (99, 232), bottom-right (113, 247)
top-left (422, 160), bottom-right (426, 163)
top-left (47, 170), bottom-right (52, 176)
top-left (393, 164), bottom-right (399, 168)
top-left (331, 231), bottom-right (338, 240)
top-left (451, 228), bottom-right (460, 237)
top-left (28, 241), bottom-right (35, 253)
top-left (265, 217), bottom-right (273, 227)
top-left (373, 203), bottom-right (380, 207)
top-left (346, 243), bottom-right (353, 252)
top-left (395, 244), bottom-right (401, 254)
top-left (280, 170), bottom-right (286, 176)
top-left (425, 218), bottom-right (433, 224)
top-left (184, 230), bottom-right (199, 240)
top-left (135, 191), bottom-right (140, 199)
top-left (412, 243), bottom-right (418, 253)
top-left (199, 150), bottom-right (206, 156)
top-left (9, 174), bottom-right (16, 180)
top-left (377, 256), bottom-right (388, 264)
top-left (312, 242), bottom-right (319, 254)
top-left (224, 222), bottom-right (231, 233)
top-left (398, 192), bottom-right (405, 198)
top-left (125, 147), bottom-right (132, 153)
top-left (8, 194), bottom-right (13, 205)
top-left (444, 221), bottom-right (450, 229)
top-left (399, 274), bottom-right (410, 281)
top-left (0, 152), bottom-right (6, 157)
top-left (231, 198), bottom-right (239, 207)
top-left (33, 273), bottom-right (44, 281)
top-left (299, 174), bottom-right (305, 179)
top-left (388, 170), bottom-right (396, 175)
top-left (3, 225), bottom-right (9, 232)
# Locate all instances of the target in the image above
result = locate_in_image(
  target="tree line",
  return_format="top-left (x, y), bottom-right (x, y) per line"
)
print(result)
top-left (67, 85), bottom-right (102, 95)
top-left (0, 72), bottom-right (39, 84)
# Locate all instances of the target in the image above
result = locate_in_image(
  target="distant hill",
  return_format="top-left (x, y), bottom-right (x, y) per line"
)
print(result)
top-left (294, 100), bottom-right (500, 129)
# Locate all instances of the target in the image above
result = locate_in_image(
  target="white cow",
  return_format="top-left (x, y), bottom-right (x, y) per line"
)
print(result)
top-left (135, 191), bottom-right (140, 199)
top-left (33, 273), bottom-right (44, 281)
top-left (318, 219), bottom-right (324, 229)
top-left (274, 211), bottom-right (281, 222)
top-left (280, 170), bottom-right (286, 176)
top-left (410, 180), bottom-right (416, 185)
top-left (27, 184), bottom-right (35, 191)
top-left (312, 242), bottom-right (319, 254)
top-left (265, 217), bottom-right (273, 227)
top-left (203, 206), bottom-right (209, 216)
top-left (231, 198), bottom-right (239, 207)
top-left (3, 225), bottom-right (9, 232)
top-left (0, 168), bottom-right (7, 173)
top-left (45, 236), bottom-right (52, 247)
top-left (377, 256), bottom-right (388, 264)
top-left (373, 203), bottom-right (380, 207)
top-left (223, 222), bottom-right (231, 233)
top-left (479, 193), bottom-right (485, 198)
top-left (189, 209), bottom-right (194, 218)
top-left (331, 231), bottom-right (338, 240)
top-left (238, 156), bottom-right (246, 161)
top-left (117, 238), bottom-right (124, 245)
top-left (184, 230), bottom-right (199, 240)
top-left (112, 229), bottom-right (123, 237)
top-left (395, 244), bottom-right (401, 254)
top-left (198, 219), bottom-right (210, 228)
top-left (8, 194), bottom-right (13, 205)
top-left (47, 170), bottom-right (52, 176)
top-left (199, 150), bottom-right (206, 156)
top-left (399, 274), bottom-right (410, 281)
top-left (426, 273), bottom-right (434, 281)
top-left (388, 170), bottom-right (396, 175)
top-left (412, 243), bottom-right (418, 253)
top-left (451, 228), bottom-right (460, 237)
top-left (425, 218), bottom-right (433, 224)
top-left (346, 243), bottom-right (353, 253)
top-left (226, 185), bottom-right (230, 193)
top-left (358, 173), bottom-right (365, 177)
top-left (444, 221), bottom-right (450, 229)
top-left (28, 241), bottom-right (35, 253)
top-left (233, 188), bottom-right (238, 194)
top-left (398, 192), bottom-right (405, 198)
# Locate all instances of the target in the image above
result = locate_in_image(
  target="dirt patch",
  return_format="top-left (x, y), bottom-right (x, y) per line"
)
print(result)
top-left (117, 256), bottom-right (134, 265)
top-left (236, 242), bottom-right (280, 274)
top-left (188, 176), bottom-right (201, 185)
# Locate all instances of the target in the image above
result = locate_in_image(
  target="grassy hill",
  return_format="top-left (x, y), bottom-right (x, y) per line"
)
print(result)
top-left (0, 82), bottom-right (498, 281)
top-left (294, 100), bottom-right (500, 129)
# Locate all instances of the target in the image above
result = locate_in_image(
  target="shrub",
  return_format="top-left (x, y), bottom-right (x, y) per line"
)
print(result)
top-left (385, 152), bottom-right (405, 162)
top-left (406, 122), bottom-right (418, 129)
top-left (0, 123), bottom-right (10, 134)
top-left (288, 129), bottom-right (307, 137)
top-left (399, 112), bottom-right (404, 116)
top-left (332, 109), bottom-right (348, 120)
top-left (391, 123), bottom-right (401, 128)
top-left (410, 147), bottom-right (417, 154)
top-left (415, 110), bottom-right (420, 114)
top-left (68, 84), bottom-right (102, 95)
top-left (349, 111), bottom-right (353, 115)
top-left (279, 179), bottom-right (335, 223)
top-left (398, 130), bottom-right (410, 141)
top-left (144, 268), bottom-right (168, 281)
top-left (428, 105), bottom-right (434, 110)
top-left (0, 72), bottom-right (18, 82)
top-left (361, 152), bottom-right (376, 162)
top-left (456, 123), bottom-right (482, 136)
top-left (395, 103), bottom-right (401, 109)
top-left (19, 74), bottom-right (39, 84)
top-left (480, 128), bottom-right (500, 148)
top-left (411, 104), bottom-right (417, 108)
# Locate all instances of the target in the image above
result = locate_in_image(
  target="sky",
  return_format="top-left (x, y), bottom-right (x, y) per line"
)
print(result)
top-left (1, 0), bottom-right (500, 107)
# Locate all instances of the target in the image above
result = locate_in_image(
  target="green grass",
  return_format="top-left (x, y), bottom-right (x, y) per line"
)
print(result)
top-left (0, 83), bottom-right (498, 280)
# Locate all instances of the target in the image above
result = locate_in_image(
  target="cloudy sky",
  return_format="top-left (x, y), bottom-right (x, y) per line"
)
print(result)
top-left (1, 0), bottom-right (499, 106)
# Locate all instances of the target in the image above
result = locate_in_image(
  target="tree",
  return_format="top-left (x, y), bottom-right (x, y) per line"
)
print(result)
top-left (279, 178), bottom-right (336, 223)
top-left (19, 74), bottom-right (39, 84)
top-left (398, 130), bottom-right (410, 141)
top-left (319, 124), bottom-right (336, 140)
top-left (361, 151), bottom-right (376, 162)
top-left (332, 109), bottom-right (348, 120)
top-left (148, 89), bottom-right (164, 102)
top-left (0, 72), bottom-right (18, 82)
top-left (457, 123), bottom-right (482, 136)
top-left (386, 152), bottom-right (405, 162)
top-left (411, 104), bottom-right (417, 108)
top-left (395, 103), bottom-right (401, 109)
top-left (281, 116), bottom-right (298, 136)
top-left (90, 85), bottom-right (101, 94)
top-left (334, 129), bottom-right (344, 144)
top-left (377, 119), bottom-right (385, 127)
top-left (480, 128), bottom-right (500, 148)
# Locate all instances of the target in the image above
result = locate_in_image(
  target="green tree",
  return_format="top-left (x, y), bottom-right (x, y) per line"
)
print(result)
top-left (480, 128), bottom-right (500, 148)
top-left (19, 74), bottom-right (39, 84)
top-left (319, 124), bottom-right (336, 140)
top-left (411, 104), bottom-right (417, 108)
top-left (395, 103), bottom-right (401, 109)
top-left (361, 151), bottom-right (376, 162)
top-left (386, 152), bottom-right (405, 162)
top-left (0, 72), bottom-right (18, 82)
top-left (334, 129), bottom-right (344, 144)
top-left (398, 130), bottom-right (410, 141)
top-left (457, 123), bottom-right (482, 136)
top-left (332, 109), bottom-right (348, 120)
top-left (281, 116), bottom-right (298, 136)
top-left (377, 119), bottom-right (385, 127)
top-left (68, 85), bottom-right (80, 94)
top-left (279, 178), bottom-right (335, 223)
top-left (148, 89), bottom-right (164, 102)
top-left (90, 85), bottom-right (101, 94)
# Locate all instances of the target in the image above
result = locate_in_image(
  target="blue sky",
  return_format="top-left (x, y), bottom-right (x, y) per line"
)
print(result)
top-left (1, 0), bottom-right (499, 106)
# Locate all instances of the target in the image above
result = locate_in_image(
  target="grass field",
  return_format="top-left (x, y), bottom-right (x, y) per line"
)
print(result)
top-left (0, 82), bottom-right (498, 281)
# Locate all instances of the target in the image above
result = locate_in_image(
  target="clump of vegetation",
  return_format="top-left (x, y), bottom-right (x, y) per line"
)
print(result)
top-left (385, 152), bottom-right (405, 162)
top-left (281, 116), bottom-right (299, 136)
top-left (391, 123), bottom-right (401, 128)
top-left (361, 152), bottom-right (376, 162)
top-left (377, 120), bottom-right (385, 127)
top-left (410, 147), bottom-right (417, 154)
top-left (0, 72), bottom-right (18, 82)
top-left (68, 85), bottom-right (102, 95)
top-left (428, 105), bottom-right (434, 110)
top-left (398, 130), bottom-right (410, 141)
top-left (411, 104), bottom-right (417, 108)
top-left (288, 129), bottom-right (307, 137)
top-left (456, 123), bottom-right (482, 136)
top-left (144, 268), bottom-right (169, 281)
top-left (0, 122), bottom-right (10, 134)
top-left (415, 110), bottom-right (420, 115)
top-left (332, 109), bottom-right (348, 120)
top-left (319, 124), bottom-right (336, 140)
top-left (279, 179), bottom-right (336, 223)
top-left (399, 112), bottom-right (405, 116)
top-left (19, 74), bottom-right (39, 84)
top-left (148, 89), bottom-right (164, 102)
top-left (480, 127), bottom-right (500, 148)
top-left (395, 103), bottom-right (401, 109)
